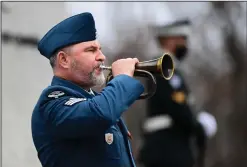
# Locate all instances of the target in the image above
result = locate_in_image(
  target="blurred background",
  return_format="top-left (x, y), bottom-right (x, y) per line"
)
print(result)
top-left (1, 1), bottom-right (246, 167)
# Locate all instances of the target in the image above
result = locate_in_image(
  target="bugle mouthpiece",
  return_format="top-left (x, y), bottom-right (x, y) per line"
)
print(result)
top-left (99, 65), bottom-right (111, 70)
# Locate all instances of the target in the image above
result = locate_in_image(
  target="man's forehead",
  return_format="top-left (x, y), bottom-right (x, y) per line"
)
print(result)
top-left (82, 40), bottom-right (101, 48)
top-left (70, 40), bottom-right (101, 53)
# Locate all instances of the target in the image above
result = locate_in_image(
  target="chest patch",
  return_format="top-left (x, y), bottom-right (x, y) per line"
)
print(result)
top-left (48, 91), bottom-right (65, 99)
top-left (105, 133), bottom-right (114, 145)
top-left (169, 74), bottom-right (182, 89)
top-left (64, 98), bottom-right (87, 106)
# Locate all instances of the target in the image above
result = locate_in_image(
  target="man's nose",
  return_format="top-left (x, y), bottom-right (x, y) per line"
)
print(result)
top-left (96, 52), bottom-right (106, 61)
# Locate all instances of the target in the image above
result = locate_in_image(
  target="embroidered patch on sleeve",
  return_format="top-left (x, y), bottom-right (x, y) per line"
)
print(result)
top-left (64, 98), bottom-right (87, 106)
top-left (48, 91), bottom-right (65, 99)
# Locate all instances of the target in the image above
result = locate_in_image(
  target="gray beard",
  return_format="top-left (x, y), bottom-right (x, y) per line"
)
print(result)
top-left (71, 59), bottom-right (106, 87)
top-left (90, 70), bottom-right (106, 87)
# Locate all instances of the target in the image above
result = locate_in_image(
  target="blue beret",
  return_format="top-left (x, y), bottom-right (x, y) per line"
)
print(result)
top-left (38, 12), bottom-right (97, 59)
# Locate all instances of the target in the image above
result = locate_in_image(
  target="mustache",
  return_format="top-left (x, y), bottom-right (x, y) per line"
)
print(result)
top-left (93, 62), bottom-right (104, 70)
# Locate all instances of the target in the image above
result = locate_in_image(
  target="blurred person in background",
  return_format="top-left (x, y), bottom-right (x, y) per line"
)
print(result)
top-left (31, 12), bottom-right (145, 167)
top-left (138, 19), bottom-right (217, 167)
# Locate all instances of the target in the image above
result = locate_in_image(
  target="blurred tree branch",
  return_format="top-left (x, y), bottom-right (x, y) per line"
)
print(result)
top-left (192, 2), bottom-right (247, 167)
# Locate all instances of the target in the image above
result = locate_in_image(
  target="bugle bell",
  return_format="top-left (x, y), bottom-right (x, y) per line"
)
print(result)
top-left (100, 53), bottom-right (175, 100)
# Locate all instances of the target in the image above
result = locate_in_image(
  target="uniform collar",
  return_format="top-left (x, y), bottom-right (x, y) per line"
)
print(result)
top-left (51, 76), bottom-right (96, 97)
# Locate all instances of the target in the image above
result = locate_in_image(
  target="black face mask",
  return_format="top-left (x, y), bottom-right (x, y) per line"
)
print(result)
top-left (174, 45), bottom-right (188, 61)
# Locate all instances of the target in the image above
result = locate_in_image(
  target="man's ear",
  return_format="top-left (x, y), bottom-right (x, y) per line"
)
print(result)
top-left (57, 51), bottom-right (70, 69)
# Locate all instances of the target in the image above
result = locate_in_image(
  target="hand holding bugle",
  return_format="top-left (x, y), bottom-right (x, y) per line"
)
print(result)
top-left (100, 53), bottom-right (175, 100)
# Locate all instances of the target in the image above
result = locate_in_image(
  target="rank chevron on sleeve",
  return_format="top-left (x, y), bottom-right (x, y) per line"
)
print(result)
top-left (64, 98), bottom-right (87, 106)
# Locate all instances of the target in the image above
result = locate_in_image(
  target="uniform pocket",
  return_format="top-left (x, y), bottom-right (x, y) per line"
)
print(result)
top-left (104, 126), bottom-right (122, 159)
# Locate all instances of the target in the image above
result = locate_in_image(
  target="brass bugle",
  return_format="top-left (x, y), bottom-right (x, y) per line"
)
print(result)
top-left (100, 53), bottom-right (175, 100)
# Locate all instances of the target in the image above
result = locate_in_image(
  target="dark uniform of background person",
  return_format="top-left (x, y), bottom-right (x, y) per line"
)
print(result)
top-left (138, 19), bottom-right (217, 167)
